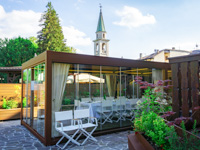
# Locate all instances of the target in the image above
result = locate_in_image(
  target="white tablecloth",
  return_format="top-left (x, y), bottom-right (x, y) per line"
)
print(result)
top-left (79, 99), bottom-right (139, 119)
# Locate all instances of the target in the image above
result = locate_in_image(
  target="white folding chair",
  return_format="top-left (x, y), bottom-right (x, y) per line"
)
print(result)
top-left (112, 99), bottom-right (126, 122)
top-left (96, 100), bottom-right (113, 125)
top-left (126, 99), bottom-right (138, 121)
top-left (74, 109), bottom-right (98, 145)
top-left (81, 98), bottom-right (92, 102)
top-left (93, 97), bottom-right (103, 102)
top-left (106, 97), bottom-right (114, 100)
top-left (74, 100), bottom-right (81, 110)
top-left (55, 111), bottom-right (81, 149)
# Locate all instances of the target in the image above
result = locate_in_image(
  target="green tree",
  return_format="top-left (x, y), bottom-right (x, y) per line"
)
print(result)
top-left (29, 36), bottom-right (38, 49)
top-left (0, 37), bottom-right (38, 67)
top-left (37, 2), bottom-right (75, 53)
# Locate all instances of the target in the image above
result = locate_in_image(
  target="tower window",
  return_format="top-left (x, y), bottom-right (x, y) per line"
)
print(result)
top-left (102, 43), bottom-right (106, 53)
top-left (96, 34), bottom-right (98, 39)
top-left (103, 34), bottom-right (105, 38)
top-left (96, 43), bottom-right (99, 52)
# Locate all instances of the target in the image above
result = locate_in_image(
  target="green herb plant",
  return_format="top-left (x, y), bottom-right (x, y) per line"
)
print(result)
top-left (134, 111), bottom-right (171, 149)
top-left (2, 98), bottom-right (7, 109)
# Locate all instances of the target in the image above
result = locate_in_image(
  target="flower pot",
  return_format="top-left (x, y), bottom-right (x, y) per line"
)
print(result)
top-left (128, 132), bottom-right (154, 150)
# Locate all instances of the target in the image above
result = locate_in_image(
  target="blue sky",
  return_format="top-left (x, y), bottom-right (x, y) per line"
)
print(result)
top-left (1, 0), bottom-right (200, 59)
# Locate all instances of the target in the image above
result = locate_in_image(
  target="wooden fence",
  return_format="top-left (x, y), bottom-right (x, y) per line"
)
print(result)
top-left (169, 55), bottom-right (200, 124)
top-left (0, 83), bottom-right (21, 107)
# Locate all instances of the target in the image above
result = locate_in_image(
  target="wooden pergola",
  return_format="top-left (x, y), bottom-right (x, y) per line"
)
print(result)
top-left (21, 50), bottom-right (171, 146)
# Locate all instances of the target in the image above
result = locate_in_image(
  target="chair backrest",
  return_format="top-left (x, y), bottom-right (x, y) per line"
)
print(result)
top-left (74, 109), bottom-right (90, 119)
top-left (74, 100), bottom-right (80, 107)
top-left (119, 96), bottom-right (126, 99)
top-left (116, 99), bottom-right (126, 106)
top-left (81, 98), bottom-right (91, 102)
top-left (102, 100), bottom-right (113, 107)
top-left (93, 97), bottom-right (102, 102)
top-left (55, 110), bottom-right (73, 122)
top-left (106, 97), bottom-right (114, 100)
top-left (129, 99), bottom-right (138, 105)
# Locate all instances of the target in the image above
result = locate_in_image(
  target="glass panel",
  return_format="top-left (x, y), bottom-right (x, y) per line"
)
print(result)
top-left (137, 68), bottom-right (152, 98)
top-left (100, 66), bottom-right (120, 130)
top-left (120, 67), bottom-right (138, 127)
top-left (26, 68), bottom-right (31, 125)
top-left (32, 63), bottom-right (45, 137)
top-left (62, 64), bottom-right (76, 111)
top-left (22, 69), bottom-right (27, 122)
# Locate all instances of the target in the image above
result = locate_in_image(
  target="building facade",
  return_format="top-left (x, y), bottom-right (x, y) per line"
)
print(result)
top-left (140, 48), bottom-right (191, 63)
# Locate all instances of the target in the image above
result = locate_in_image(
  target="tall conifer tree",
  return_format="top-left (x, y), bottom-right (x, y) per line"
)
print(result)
top-left (37, 2), bottom-right (74, 53)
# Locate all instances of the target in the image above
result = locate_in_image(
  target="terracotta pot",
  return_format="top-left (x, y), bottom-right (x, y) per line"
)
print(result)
top-left (128, 133), bottom-right (154, 150)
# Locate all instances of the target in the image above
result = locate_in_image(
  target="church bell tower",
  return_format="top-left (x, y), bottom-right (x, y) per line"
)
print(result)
top-left (93, 5), bottom-right (110, 56)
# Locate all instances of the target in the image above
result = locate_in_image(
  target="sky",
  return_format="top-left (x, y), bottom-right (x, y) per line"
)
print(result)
top-left (1, 0), bottom-right (200, 59)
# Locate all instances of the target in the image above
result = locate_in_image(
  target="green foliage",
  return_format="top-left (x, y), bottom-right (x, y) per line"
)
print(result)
top-left (6, 100), bottom-right (18, 109)
top-left (37, 2), bottom-right (76, 54)
top-left (2, 98), bottom-right (7, 109)
top-left (62, 98), bottom-right (71, 105)
top-left (134, 112), bottom-right (171, 149)
top-left (23, 97), bottom-right (27, 108)
top-left (167, 120), bottom-right (200, 150)
top-left (29, 36), bottom-right (38, 49)
top-left (135, 86), bottom-right (172, 118)
top-left (2, 99), bottom-right (19, 109)
top-left (93, 89), bottom-right (100, 97)
top-left (0, 37), bottom-right (38, 67)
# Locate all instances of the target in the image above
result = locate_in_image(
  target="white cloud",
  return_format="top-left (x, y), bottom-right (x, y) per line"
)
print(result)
top-left (76, 48), bottom-right (84, 54)
top-left (0, 5), bottom-right (41, 38)
top-left (63, 26), bottom-right (92, 47)
top-left (113, 6), bottom-right (156, 28)
top-left (74, 0), bottom-right (84, 10)
top-left (0, 5), bottom-right (91, 48)
top-left (169, 42), bottom-right (197, 50)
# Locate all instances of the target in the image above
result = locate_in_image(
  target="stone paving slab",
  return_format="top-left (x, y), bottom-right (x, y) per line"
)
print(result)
top-left (0, 120), bottom-right (131, 150)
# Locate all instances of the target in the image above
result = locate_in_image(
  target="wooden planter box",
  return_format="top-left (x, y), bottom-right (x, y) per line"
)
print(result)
top-left (128, 133), bottom-right (154, 150)
top-left (0, 108), bottom-right (21, 120)
top-left (0, 107), bottom-right (44, 121)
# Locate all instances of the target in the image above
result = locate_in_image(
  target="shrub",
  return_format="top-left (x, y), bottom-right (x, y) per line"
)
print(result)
top-left (167, 121), bottom-right (200, 150)
top-left (62, 98), bottom-right (71, 105)
top-left (134, 77), bottom-right (172, 118)
top-left (2, 99), bottom-right (19, 109)
top-left (134, 111), bottom-right (171, 149)
top-left (23, 97), bottom-right (27, 108)
top-left (2, 98), bottom-right (7, 109)
top-left (6, 100), bottom-right (18, 109)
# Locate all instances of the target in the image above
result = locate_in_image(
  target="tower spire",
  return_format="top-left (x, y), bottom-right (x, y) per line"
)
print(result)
top-left (93, 5), bottom-right (110, 57)
top-left (96, 4), bottom-right (106, 32)
top-left (99, 3), bottom-right (102, 12)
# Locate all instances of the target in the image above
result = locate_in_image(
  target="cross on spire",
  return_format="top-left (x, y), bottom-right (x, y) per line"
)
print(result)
top-left (99, 3), bottom-right (102, 12)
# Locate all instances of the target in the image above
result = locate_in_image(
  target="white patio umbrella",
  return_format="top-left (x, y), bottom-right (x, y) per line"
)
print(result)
top-left (67, 73), bottom-right (105, 83)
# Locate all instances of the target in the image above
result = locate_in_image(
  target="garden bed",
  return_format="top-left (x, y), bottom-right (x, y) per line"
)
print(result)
top-left (128, 132), bottom-right (154, 150)
top-left (0, 108), bottom-right (21, 120)
top-left (0, 107), bottom-right (43, 120)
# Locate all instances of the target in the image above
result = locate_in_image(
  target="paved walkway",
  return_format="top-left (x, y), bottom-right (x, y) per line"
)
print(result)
top-left (0, 120), bottom-right (131, 150)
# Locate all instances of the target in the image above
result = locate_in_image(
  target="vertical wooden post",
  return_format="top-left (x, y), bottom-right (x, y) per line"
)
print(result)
top-left (190, 61), bottom-right (200, 124)
top-left (30, 68), bottom-right (34, 127)
top-left (171, 63), bottom-right (180, 118)
top-left (45, 51), bottom-right (52, 146)
top-left (180, 62), bottom-right (189, 117)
